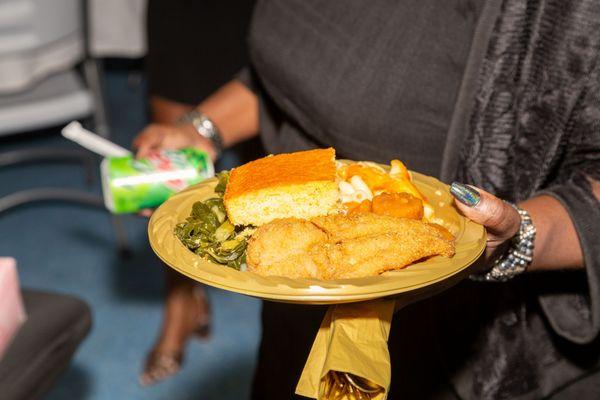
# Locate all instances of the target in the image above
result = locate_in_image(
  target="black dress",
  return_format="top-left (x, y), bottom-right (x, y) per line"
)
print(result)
top-left (243, 1), bottom-right (484, 398)
top-left (244, 1), bottom-right (600, 399)
top-left (147, 0), bottom-right (255, 105)
top-left (147, 0), bottom-right (263, 170)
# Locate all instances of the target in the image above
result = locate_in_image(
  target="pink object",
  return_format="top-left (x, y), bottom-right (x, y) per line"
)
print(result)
top-left (0, 257), bottom-right (27, 360)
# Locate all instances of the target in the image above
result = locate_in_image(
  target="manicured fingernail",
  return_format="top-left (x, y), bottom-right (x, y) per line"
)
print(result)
top-left (450, 182), bottom-right (481, 207)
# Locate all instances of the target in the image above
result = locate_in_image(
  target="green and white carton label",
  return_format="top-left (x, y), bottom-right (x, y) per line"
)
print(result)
top-left (101, 148), bottom-right (213, 214)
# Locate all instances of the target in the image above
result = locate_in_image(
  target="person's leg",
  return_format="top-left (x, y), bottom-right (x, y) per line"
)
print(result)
top-left (139, 96), bottom-right (212, 386)
top-left (251, 302), bottom-right (328, 400)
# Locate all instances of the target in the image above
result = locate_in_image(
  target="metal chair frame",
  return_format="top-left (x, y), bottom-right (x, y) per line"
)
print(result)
top-left (0, 0), bottom-right (130, 255)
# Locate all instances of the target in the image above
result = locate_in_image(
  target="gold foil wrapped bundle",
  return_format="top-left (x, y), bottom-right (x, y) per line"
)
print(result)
top-left (296, 300), bottom-right (396, 400)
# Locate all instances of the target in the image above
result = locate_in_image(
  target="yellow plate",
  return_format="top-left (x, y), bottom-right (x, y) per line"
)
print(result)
top-left (148, 169), bottom-right (486, 304)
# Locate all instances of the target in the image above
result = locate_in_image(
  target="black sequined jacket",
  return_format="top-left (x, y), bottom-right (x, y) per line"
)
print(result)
top-left (240, 0), bottom-right (600, 398)
top-left (436, 0), bottom-right (600, 398)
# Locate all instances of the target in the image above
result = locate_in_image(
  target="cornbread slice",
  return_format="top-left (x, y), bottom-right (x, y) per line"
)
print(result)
top-left (224, 148), bottom-right (339, 226)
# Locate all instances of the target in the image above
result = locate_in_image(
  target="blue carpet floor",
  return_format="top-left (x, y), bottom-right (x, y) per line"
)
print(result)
top-left (0, 66), bottom-right (262, 400)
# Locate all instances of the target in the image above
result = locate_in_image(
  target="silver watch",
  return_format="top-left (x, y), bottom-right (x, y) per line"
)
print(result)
top-left (177, 110), bottom-right (224, 156)
top-left (470, 203), bottom-right (536, 282)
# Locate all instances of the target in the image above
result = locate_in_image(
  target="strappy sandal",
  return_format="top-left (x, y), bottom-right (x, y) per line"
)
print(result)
top-left (139, 286), bottom-right (212, 386)
top-left (139, 350), bottom-right (183, 386)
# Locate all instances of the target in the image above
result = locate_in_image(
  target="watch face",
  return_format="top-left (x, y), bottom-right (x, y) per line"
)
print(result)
top-left (200, 119), bottom-right (215, 137)
top-left (191, 117), bottom-right (210, 137)
top-left (187, 112), bottom-right (223, 151)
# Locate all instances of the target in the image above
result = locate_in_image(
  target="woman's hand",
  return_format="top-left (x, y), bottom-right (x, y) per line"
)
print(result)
top-left (450, 183), bottom-right (521, 266)
top-left (132, 123), bottom-right (217, 161)
top-left (450, 182), bottom-right (586, 272)
top-left (131, 122), bottom-right (217, 217)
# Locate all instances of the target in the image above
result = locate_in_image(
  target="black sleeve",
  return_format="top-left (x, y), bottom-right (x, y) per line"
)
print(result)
top-left (536, 67), bottom-right (600, 345)
top-left (235, 67), bottom-right (259, 94)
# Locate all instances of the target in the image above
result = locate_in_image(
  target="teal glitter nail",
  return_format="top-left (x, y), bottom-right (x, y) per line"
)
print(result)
top-left (450, 182), bottom-right (481, 207)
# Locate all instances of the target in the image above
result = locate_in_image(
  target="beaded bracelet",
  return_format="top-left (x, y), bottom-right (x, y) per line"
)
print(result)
top-left (470, 203), bottom-right (536, 282)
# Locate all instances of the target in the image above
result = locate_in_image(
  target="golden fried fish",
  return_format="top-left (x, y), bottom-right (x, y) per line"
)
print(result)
top-left (246, 213), bottom-right (455, 279)
top-left (246, 218), bottom-right (327, 278)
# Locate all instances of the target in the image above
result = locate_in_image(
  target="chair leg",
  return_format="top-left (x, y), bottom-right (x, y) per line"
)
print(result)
top-left (109, 214), bottom-right (132, 258)
top-left (0, 189), bottom-right (103, 213)
top-left (82, 59), bottom-right (132, 257)
top-left (83, 58), bottom-right (111, 139)
top-left (0, 148), bottom-right (97, 185)
top-left (0, 189), bottom-right (132, 258)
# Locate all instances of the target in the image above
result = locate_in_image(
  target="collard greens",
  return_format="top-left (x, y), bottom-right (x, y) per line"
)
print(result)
top-left (174, 171), bottom-right (250, 270)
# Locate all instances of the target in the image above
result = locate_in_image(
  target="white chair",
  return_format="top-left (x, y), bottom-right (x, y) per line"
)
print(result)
top-left (0, 0), bottom-right (128, 254)
top-left (0, 0), bottom-right (108, 136)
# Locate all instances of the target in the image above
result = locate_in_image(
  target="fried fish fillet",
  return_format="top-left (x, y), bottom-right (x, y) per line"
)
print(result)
top-left (246, 213), bottom-right (455, 279)
top-left (311, 213), bottom-right (451, 242)
top-left (246, 218), bottom-right (327, 278)
top-left (316, 231), bottom-right (454, 279)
